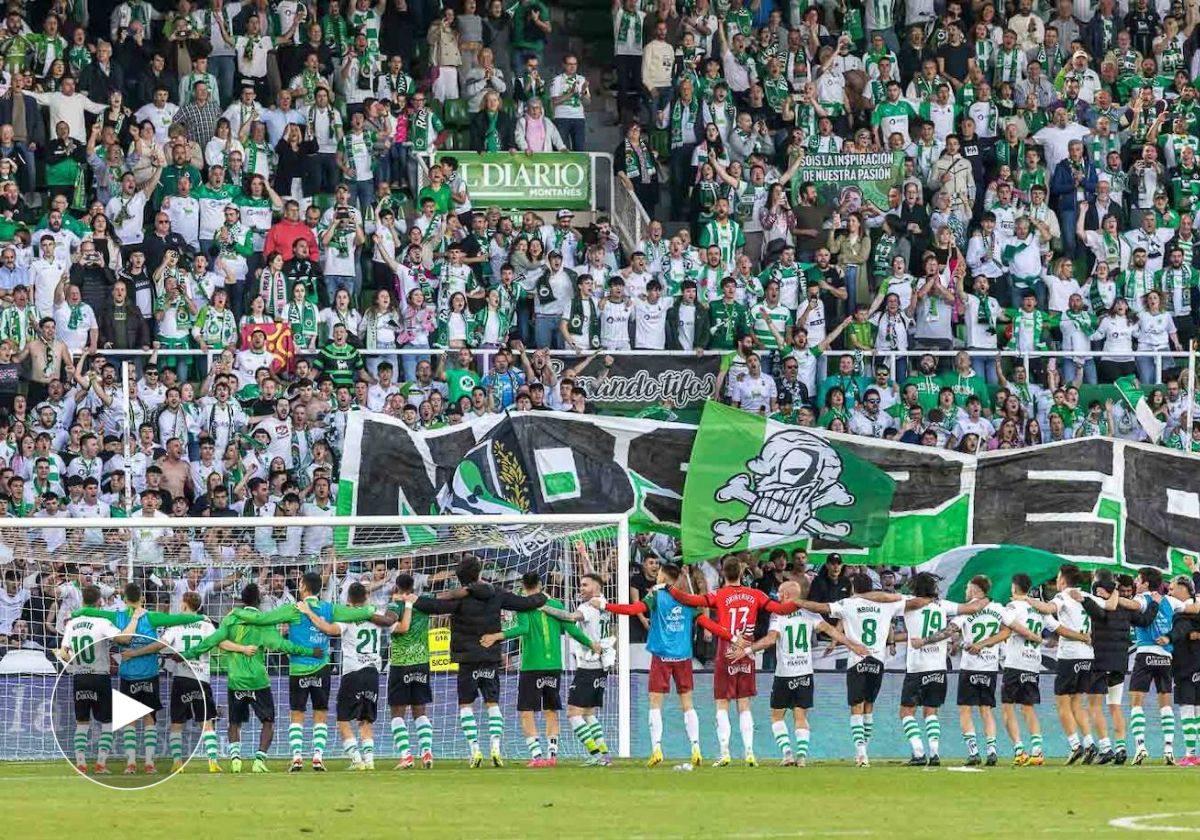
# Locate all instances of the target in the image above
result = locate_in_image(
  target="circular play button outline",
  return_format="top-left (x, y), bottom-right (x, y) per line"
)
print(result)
top-left (51, 637), bottom-right (208, 791)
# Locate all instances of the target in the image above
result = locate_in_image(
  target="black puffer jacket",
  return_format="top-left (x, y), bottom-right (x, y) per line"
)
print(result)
top-left (415, 582), bottom-right (546, 664)
top-left (809, 565), bottom-right (852, 603)
top-left (1083, 596), bottom-right (1157, 672)
top-left (1170, 611), bottom-right (1200, 679)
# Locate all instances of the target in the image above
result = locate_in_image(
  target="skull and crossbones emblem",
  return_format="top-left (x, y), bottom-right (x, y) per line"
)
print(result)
top-left (712, 429), bottom-right (856, 548)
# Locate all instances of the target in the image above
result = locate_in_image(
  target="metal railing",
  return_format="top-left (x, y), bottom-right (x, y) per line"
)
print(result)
top-left (611, 168), bottom-right (653, 255)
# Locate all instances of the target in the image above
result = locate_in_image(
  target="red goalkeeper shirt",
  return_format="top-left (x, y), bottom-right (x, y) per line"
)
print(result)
top-left (668, 585), bottom-right (796, 650)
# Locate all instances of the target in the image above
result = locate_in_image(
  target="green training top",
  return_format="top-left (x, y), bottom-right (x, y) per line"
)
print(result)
top-left (388, 602), bottom-right (430, 667)
top-left (502, 596), bottom-right (592, 672)
top-left (74, 607), bottom-right (202, 629)
top-left (232, 599), bottom-right (377, 675)
top-left (185, 608), bottom-right (318, 691)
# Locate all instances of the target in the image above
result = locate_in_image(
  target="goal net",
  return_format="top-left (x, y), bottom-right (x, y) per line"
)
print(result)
top-left (0, 515), bottom-right (630, 763)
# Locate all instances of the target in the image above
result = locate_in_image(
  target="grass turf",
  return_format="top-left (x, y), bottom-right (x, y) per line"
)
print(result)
top-left (1, 759), bottom-right (1192, 837)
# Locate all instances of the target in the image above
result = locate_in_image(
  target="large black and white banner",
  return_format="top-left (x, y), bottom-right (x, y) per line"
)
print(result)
top-left (338, 410), bottom-right (1200, 572)
top-left (337, 411), bottom-right (696, 541)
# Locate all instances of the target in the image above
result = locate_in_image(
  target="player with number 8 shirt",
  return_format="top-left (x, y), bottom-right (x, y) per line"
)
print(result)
top-left (797, 574), bottom-right (927, 768)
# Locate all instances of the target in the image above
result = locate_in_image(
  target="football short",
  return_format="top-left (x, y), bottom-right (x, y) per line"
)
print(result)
top-left (457, 665), bottom-right (500, 705)
top-left (1130, 653), bottom-right (1173, 694)
top-left (517, 670), bottom-right (562, 712)
top-left (1054, 659), bottom-right (1093, 696)
top-left (567, 668), bottom-right (606, 709)
top-left (713, 653), bottom-right (756, 700)
top-left (387, 664), bottom-right (433, 708)
top-left (900, 671), bottom-right (948, 708)
top-left (1087, 668), bottom-right (1125, 695)
top-left (169, 677), bottom-right (216, 724)
top-left (73, 673), bottom-right (112, 723)
top-left (769, 674), bottom-right (814, 710)
top-left (846, 658), bottom-right (884, 706)
top-left (648, 657), bottom-right (694, 695)
top-left (289, 666), bottom-right (331, 712)
top-left (336, 667), bottom-right (380, 723)
top-left (228, 687), bottom-right (275, 725)
top-left (1001, 668), bottom-right (1041, 706)
top-left (957, 670), bottom-right (997, 707)
top-left (119, 677), bottom-right (162, 715)
top-left (1174, 670), bottom-right (1200, 705)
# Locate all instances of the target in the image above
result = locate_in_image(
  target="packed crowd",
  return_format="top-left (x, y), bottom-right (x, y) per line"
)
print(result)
top-left (5, 0), bottom-right (1200, 586)
top-left (611, 0), bottom-right (1200, 451)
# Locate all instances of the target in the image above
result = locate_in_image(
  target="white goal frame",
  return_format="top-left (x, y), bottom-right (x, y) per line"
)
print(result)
top-left (4, 513), bottom-right (632, 759)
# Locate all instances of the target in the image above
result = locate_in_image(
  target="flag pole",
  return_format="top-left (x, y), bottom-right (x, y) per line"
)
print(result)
top-left (1188, 341), bottom-right (1196, 445)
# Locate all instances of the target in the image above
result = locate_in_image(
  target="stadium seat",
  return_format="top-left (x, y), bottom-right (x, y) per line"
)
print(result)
top-left (566, 9), bottom-right (612, 35)
top-left (650, 129), bottom-right (669, 161)
top-left (442, 98), bottom-right (469, 128)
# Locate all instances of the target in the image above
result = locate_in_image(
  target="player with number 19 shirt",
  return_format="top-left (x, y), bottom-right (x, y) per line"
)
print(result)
top-left (896, 572), bottom-right (985, 766)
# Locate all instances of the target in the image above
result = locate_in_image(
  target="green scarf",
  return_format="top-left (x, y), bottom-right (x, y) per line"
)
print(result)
top-left (670, 98), bottom-right (695, 147)
top-left (485, 112), bottom-right (500, 152)
top-left (624, 137), bottom-right (652, 180)
top-left (565, 296), bottom-right (600, 348)
top-left (616, 10), bottom-right (642, 45)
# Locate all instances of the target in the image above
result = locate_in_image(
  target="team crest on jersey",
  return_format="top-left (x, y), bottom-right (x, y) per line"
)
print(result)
top-left (713, 429), bottom-right (855, 548)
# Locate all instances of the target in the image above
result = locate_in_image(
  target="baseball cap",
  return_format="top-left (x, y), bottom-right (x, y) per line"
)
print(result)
top-left (827, 553), bottom-right (843, 564)
top-left (556, 209), bottom-right (575, 220)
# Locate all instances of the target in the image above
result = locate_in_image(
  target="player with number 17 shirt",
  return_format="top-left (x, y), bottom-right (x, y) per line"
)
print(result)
top-left (670, 558), bottom-right (797, 767)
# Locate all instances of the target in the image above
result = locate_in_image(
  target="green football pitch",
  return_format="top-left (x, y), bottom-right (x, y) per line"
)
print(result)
top-left (1, 760), bottom-right (1195, 837)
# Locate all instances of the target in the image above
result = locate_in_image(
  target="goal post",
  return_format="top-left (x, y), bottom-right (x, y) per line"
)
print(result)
top-left (0, 514), bottom-right (631, 762)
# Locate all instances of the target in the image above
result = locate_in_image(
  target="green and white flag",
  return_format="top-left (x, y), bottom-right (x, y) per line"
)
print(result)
top-left (912, 544), bottom-right (1068, 603)
top-left (681, 401), bottom-right (896, 563)
top-left (535, 447), bottom-right (581, 502)
top-left (1115, 375), bottom-right (1165, 443)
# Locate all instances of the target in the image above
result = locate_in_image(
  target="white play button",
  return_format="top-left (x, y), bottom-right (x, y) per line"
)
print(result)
top-left (50, 636), bottom-right (205, 789)
top-left (111, 689), bottom-right (156, 732)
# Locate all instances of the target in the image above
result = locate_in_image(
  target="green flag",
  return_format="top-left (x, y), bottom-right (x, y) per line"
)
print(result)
top-left (912, 545), bottom-right (1068, 603)
top-left (681, 401), bottom-right (896, 563)
top-left (1114, 375), bottom-right (1165, 443)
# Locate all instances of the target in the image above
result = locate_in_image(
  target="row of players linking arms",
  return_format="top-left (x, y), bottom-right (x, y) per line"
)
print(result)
top-left (56, 556), bottom-right (1200, 773)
